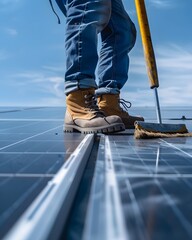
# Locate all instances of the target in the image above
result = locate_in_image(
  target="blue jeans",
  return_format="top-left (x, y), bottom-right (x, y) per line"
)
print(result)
top-left (57, 0), bottom-right (136, 95)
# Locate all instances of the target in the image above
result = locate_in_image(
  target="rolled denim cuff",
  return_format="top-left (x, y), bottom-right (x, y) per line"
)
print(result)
top-left (65, 78), bottom-right (98, 95)
top-left (95, 87), bottom-right (120, 96)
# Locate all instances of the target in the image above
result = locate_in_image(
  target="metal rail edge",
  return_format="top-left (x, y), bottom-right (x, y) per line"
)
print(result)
top-left (82, 135), bottom-right (128, 240)
top-left (4, 134), bottom-right (94, 240)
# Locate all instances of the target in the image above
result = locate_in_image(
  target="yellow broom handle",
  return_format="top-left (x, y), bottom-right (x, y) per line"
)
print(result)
top-left (135, 0), bottom-right (159, 88)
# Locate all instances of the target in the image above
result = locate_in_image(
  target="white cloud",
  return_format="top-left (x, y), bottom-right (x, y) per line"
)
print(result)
top-left (130, 56), bottom-right (146, 76)
top-left (127, 44), bottom-right (192, 107)
top-left (158, 86), bottom-right (192, 106)
top-left (121, 89), bottom-right (154, 107)
top-left (43, 65), bottom-right (65, 73)
top-left (148, 0), bottom-right (173, 8)
top-left (5, 28), bottom-right (18, 36)
top-left (11, 70), bottom-right (65, 106)
top-left (0, 0), bottom-right (23, 11)
top-left (45, 77), bottom-right (64, 98)
top-left (156, 44), bottom-right (192, 71)
top-left (2, 44), bottom-right (191, 107)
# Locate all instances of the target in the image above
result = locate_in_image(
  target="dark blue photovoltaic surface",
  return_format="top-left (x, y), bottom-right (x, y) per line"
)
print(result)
top-left (0, 106), bottom-right (192, 240)
top-left (107, 119), bottom-right (192, 240)
top-left (0, 107), bottom-right (85, 239)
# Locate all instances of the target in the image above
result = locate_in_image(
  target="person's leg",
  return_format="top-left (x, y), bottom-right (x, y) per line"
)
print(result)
top-left (64, 0), bottom-right (111, 94)
top-left (96, 0), bottom-right (136, 95)
top-left (63, 0), bottom-right (125, 133)
top-left (96, 0), bottom-right (144, 128)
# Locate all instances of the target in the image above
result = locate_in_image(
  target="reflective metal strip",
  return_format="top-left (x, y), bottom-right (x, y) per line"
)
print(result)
top-left (4, 134), bottom-right (94, 240)
top-left (83, 135), bottom-right (128, 240)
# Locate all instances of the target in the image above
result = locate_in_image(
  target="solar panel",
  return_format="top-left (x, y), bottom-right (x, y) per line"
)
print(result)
top-left (0, 107), bottom-right (87, 239)
top-left (82, 118), bottom-right (192, 240)
top-left (1, 107), bottom-right (192, 240)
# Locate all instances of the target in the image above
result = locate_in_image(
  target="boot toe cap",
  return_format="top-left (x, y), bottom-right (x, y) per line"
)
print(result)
top-left (105, 115), bottom-right (123, 124)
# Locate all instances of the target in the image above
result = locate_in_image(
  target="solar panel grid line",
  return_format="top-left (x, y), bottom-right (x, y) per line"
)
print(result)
top-left (1, 138), bottom-right (81, 155)
top-left (157, 140), bottom-right (192, 175)
top-left (0, 154), bottom-right (21, 168)
top-left (0, 122), bottom-right (41, 132)
top-left (156, 179), bottom-right (192, 237)
top-left (0, 152), bottom-right (66, 154)
top-left (0, 125), bottom-right (63, 151)
top-left (131, 144), bottom-right (153, 174)
top-left (159, 153), bottom-right (190, 176)
top-left (0, 174), bottom-right (55, 178)
top-left (0, 152), bottom-right (66, 176)
top-left (4, 134), bottom-right (94, 240)
top-left (0, 140), bottom-right (68, 142)
top-left (0, 107), bottom-right (191, 239)
top-left (11, 151), bottom-right (45, 174)
top-left (124, 179), bottom-right (148, 240)
top-left (107, 134), bottom-right (192, 240)
top-left (109, 139), bottom-right (149, 239)
top-left (154, 148), bottom-right (179, 175)
top-left (117, 173), bottom-right (192, 178)
top-left (109, 151), bottom-right (190, 156)
top-left (1, 178), bottom-right (55, 232)
top-left (109, 136), bottom-right (192, 175)
top-left (0, 177), bottom-right (51, 234)
top-left (160, 139), bottom-right (192, 158)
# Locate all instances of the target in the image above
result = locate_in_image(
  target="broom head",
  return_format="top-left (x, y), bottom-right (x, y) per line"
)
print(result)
top-left (134, 121), bottom-right (192, 139)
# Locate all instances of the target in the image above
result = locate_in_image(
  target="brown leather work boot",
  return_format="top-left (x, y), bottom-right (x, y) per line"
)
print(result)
top-left (64, 89), bottom-right (125, 133)
top-left (98, 94), bottom-right (144, 129)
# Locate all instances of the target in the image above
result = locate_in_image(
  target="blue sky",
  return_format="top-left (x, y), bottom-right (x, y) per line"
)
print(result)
top-left (0, 0), bottom-right (192, 107)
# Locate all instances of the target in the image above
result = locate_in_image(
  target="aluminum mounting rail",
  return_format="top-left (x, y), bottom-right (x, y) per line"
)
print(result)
top-left (4, 134), bottom-right (94, 240)
top-left (82, 135), bottom-right (128, 240)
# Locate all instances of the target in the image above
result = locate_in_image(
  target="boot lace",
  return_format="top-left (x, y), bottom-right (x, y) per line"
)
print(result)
top-left (119, 98), bottom-right (132, 113)
top-left (84, 94), bottom-right (104, 116)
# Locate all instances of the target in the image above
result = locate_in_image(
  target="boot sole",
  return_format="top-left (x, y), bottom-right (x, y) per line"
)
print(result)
top-left (63, 123), bottom-right (125, 134)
